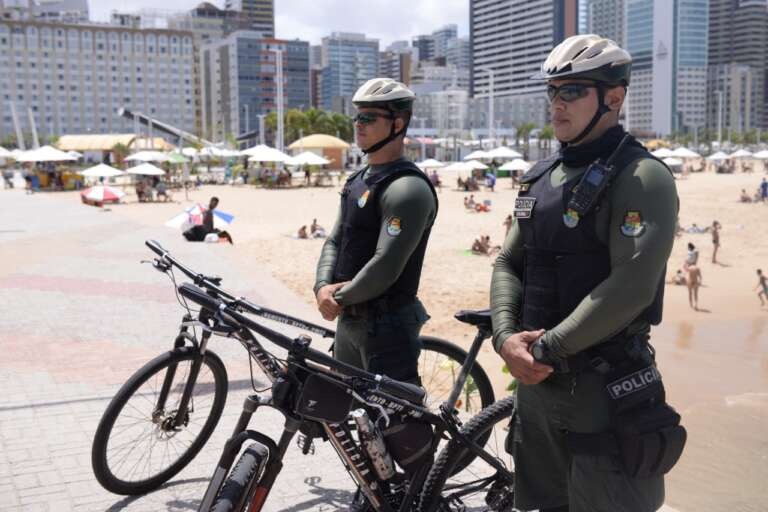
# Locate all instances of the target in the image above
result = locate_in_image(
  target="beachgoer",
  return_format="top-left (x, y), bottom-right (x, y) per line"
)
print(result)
top-left (684, 242), bottom-right (699, 270)
top-left (740, 189), bottom-right (752, 203)
top-left (756, 269), bottom-right (768, 306)
top-left (686, 263), bottom-right (702, 310)
top-left (491, 34), bottom-right (681, 512)
top-left (760, 178), bottom-right (767, 202)
top-left (710, 220), bottom-right (721, 263)
top-left (297, 225), bottom-right (309, 239)
top-left (503, 214), bottom-right (513, 238)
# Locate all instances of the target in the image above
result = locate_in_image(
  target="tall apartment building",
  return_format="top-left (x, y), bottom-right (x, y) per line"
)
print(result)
top-left (469, 0), bottom-right (579, 128)
top-left (0, 19), bottom-right (196, 139)
top-left (446, 37), bottom-right (470, 70)
top-left (587, 0), bottom-right (625, 44)
top-left (625, 0), bottom-right (708, 136)
top-left (200, 32), bottom-right (309, 141)
top-left (319, 32), bottom-right (379, 114)
top-left (379, 50), bottom-right (412, 85)
top-left (706, 0), bottom-right (768, 132)
top-left (0, 0), bottom-right (88, 23)
top-left (224, 0), bottom-right (274, 37)
top-left (412, 24), bottom-right (459, 63)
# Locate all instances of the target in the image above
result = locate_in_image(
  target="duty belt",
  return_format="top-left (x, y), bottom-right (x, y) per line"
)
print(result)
top-left (555, 334), bottom-right (652, 375)
top-left (345, 294), bottom-right (417, 317)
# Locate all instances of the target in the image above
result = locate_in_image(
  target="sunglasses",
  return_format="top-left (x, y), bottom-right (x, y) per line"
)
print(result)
top-left (351, 112), bottom-right (394, 125)
top-left (546, 83), bottom-right (597, 103)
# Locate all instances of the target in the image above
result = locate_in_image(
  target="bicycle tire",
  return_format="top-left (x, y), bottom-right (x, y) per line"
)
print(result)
top-left (418, 395), bottom-right (516, 512)
top-left (92, 347), bottom-right (228, 495)
top-left (209, 444), bottom-right (270, 512)
top-left (419, 336), bottom-right (496, 473)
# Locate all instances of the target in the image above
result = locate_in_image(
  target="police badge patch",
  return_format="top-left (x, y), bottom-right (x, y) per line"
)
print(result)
top-left (563, 208), bottom-right (580, 228)
top-left (514, 197), bottom-right (536, 218)
top-left (386, 217), bottom-right (402, 236)
top-left (357, 190), bottom-right (370, 208)
top-left (620, 210), bottom-right (646, 237)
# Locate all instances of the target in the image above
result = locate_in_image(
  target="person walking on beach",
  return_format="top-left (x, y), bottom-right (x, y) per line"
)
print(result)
top-left (686, 263), bottom-right (702, 310)
top-left (313, 78), bottom-right (438, 511)
top-left (760, 177), bottom-right (768, 203)
top-left (756, 269), bottom-right (768, 306)
top-left (710, 220), bottom-right (721, 263)
top-left (491, 34), bottom-right (683, 512)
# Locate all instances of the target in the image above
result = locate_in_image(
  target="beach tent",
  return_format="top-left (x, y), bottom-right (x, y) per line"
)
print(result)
top-left (16, 145), bottom-right (77, 162)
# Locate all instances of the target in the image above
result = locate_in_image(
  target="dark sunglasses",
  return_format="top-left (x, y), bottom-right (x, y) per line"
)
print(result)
top-left (546, 83), bottom-right (597, 103)
top-left (351, 112), bottom-right (394, 125)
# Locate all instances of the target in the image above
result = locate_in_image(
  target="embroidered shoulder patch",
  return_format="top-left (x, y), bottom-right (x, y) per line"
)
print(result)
top-left (357, 190), bottom-right (370, 208)
top-left (620, 210), bottom-right (646, 237)
top-left (519, 183), bottom-right (530, 192)
top-left (386, 217), bottom-right (402, 236)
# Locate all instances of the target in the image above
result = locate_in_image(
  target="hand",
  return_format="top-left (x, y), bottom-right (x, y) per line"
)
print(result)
top-left (498, 330), bottom-right (553, 385)
top-left (315, 282), bottom-right (348, 321)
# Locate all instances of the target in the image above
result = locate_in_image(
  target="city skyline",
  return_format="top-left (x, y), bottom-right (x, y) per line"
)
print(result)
top-left (91, 0), bottom-right (471, 48)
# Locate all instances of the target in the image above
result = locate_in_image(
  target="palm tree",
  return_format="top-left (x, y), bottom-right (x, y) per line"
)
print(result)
top-left (517, 122), bottom-right (536, 158)
top-left (539, 124), bottom-right (554, 150)
top-left (111, 143), bottom-right (129, 167)
top-left (329, 112), bottom-right (353, 142)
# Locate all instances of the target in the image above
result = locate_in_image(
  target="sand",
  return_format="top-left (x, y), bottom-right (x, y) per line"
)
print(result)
top-left (100, 169), bottom-right (768, 510)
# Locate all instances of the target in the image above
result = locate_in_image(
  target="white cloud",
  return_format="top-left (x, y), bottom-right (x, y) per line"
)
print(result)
top-left (90, 0), bottom-right (469, 47)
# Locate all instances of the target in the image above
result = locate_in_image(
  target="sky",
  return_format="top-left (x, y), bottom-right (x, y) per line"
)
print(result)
top-left (90, 0), bottom-right (470, 48)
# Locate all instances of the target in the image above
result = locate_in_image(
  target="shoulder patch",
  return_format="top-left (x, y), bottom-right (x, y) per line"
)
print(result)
top-left (620, 210), bottom-right (646, 237)
top-left (386, 217), bottom-right (402, 236)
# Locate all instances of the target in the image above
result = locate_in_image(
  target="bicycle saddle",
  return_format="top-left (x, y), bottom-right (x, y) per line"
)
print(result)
top-left (454, 309), bottom-right (493, 330)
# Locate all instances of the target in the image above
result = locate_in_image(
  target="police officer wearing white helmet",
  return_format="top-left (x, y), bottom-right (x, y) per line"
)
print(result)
top-left (314, 78), bottom-right (438, 508)
top-left (490, 35), bottom-right (685, 511)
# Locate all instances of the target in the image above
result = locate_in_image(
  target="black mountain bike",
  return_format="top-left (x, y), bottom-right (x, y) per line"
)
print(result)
top-left (91, 240), bottom-right (503, 502)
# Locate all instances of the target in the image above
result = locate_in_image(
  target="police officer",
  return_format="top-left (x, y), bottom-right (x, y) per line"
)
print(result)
top-left (491, 35), bottom-right (681, 512)
top-left (314, 77), bottom-right (438, 386)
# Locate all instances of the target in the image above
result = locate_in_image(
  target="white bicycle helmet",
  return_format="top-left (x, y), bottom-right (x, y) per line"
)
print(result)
top-left (353, 78), bottom-right (415, 154)
top-left (353, 78), bottom-right (415, 111)
top-left (532, 34), bottom-right (632, 85)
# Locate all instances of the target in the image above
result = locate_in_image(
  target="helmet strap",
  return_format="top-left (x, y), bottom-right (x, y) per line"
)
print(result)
top-left (562, 85), bottom-right (612, 146)
top-left (361, 116), bottom-right (409, 155)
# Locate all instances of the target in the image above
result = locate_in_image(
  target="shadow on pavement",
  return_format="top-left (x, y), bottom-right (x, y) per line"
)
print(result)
top-left (104, 477), bottom-right (208, 511)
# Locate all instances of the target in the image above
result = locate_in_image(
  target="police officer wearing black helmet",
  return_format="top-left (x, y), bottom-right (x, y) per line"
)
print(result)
top-left (314, 77), bottom-right (437, 385)
top-left (490, 35), bottom-right (685, 511)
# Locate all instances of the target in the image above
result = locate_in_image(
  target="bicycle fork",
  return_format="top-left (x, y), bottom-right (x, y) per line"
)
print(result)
top-left (198, 393), bottom-right (297, 512)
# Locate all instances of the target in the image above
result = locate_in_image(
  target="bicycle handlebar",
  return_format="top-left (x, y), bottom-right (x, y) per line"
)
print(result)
top-left (177, 282), bottom-right (426, 405)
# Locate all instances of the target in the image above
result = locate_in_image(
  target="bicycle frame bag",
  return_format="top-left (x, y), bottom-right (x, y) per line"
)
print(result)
top-left (296, 373), bottom-right (354, 423)
top-left (381, 417), bottom-right (434, 475)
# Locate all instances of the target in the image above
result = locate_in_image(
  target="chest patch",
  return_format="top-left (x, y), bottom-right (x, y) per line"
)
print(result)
top-left (357, 189), bottom-right (370, 208)
top-left (514, 197), bottom-right (536, 219)
top-left (563, 208), bottom-right (580, 228)
top-left (519, 183), bottom-right (530, 192)
top-left (386, 217), bottom-right (402, 236)
top-left (620, 210), bottom-right (646, 237)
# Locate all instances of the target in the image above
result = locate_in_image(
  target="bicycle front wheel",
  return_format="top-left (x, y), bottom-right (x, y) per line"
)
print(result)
top-left (92, 347), bottom-right (228, 495)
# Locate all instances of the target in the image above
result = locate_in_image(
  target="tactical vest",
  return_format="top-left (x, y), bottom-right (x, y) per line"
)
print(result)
top-left (515, 141), bottom-right (667, 334)
top-left (333, 162), bottom-right (439, 299)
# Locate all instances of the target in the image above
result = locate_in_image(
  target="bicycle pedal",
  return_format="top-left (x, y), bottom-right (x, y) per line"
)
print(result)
top-left (296, 433), bottom-right (315, 455)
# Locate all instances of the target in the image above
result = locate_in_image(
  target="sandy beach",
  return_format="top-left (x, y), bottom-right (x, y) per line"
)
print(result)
top-left (89, 168), bottom-right (768, 510)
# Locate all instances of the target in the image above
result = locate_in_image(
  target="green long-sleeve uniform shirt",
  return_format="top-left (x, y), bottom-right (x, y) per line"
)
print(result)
top-left (491, 157), bottom-right (678, 357)
top-left (314, 159), bottom-right (437, 305)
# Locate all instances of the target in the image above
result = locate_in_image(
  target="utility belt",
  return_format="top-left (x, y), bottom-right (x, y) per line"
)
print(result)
top-left (551, 333), bottom-right (653, 375)
top-left (565, 344), bottom-right (687, 478)
top-left (344, 293), bottom-right (417, 318)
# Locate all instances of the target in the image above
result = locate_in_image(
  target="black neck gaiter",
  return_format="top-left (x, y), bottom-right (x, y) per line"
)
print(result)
top-left (560, 125), bottom-right (639, 168)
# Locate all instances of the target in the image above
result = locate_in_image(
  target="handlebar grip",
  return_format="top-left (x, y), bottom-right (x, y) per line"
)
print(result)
top-left (377, 375), bottom-right (426, 405)
top-left (146, 239), bottom-right (167, 257)
top-left (178, 283), bottom-right (223, 312)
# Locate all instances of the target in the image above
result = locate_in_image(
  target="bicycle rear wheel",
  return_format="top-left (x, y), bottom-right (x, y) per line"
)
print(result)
top-left (92, 347), bottom-right (228, 495)
top-left (418, 396), bottom-right (516, 512)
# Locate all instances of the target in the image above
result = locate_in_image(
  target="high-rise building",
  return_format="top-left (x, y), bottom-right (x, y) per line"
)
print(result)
top-left (319, 32), bottom-right (379, 114)
top-left (0, 18), bottom-right (196, 139)
top-left (224, 0), bottom-right (274, 37)
top-left (706, 0), bottom-right (768, 132)
top-left (412, 86), bottom-right (470, 136)
top-left (587, 0), bottom-right (625, 44)
top-left (379, 50), bottom-right (412, 85)
top-left (200, 32), bottom-right (309, 141)
top-left (446, 37), bottom-right (470, 70)
top-left (412, 24), bottom-right (459, 63)
top-left (411, 34), bottom-right (434, 62)
top-left (469, 0), bottom-right (579, 128)
top-left (625, 0), bottom-right (708, 137)
top-left (0, 0), bottom-right (88, 23)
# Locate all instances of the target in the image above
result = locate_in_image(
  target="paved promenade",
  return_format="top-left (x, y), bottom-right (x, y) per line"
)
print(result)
top-left (0, 189), bottom-right (355, 511)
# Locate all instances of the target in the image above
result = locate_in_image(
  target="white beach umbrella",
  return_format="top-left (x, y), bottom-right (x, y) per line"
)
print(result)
top-left (442, 161), bottom-right (476, 173)
top-left (181, 147), bottom-right (199, 157)
top-left (125, 151), bottom-right (169, 163)
top-left (662, 157), bottom-right (684, 167)
top-left (126, 163), bottom-right (166, 176)
top-left (671, 147), bottom-right (700, 158)
top-left (499, 159), bottom-right (532, 172)
top-left (729, 149), bottom-right (753, 159)
top-left (463, 150), bottom-right (491, 161)
top-left (486, 146), bottom-right (523, 159)
top-left (290, 151), bottom-right (331, 166)
top-left (651, 148), bottom-right (675, 158)
top-left (242, 144), bottom-right (290, 162)
top-left (0, 146), bottom-right (12, 158)
top-left (78, 163), bottom-right (125, 178)
top-left (416, 158), bottom-right (445, 169)
top-left (706, 151), bottom-right (728, 161)
top-left (16, 145), bottom-right (76, 162)
top-left (465, 160), bottom-right (489, 170)
top-left (753, 150), bottom-right (768, 159)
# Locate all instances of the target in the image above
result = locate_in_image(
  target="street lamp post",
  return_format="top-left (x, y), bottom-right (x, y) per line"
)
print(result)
top-left (716, 90), bottom-right (723, 147)
top-left (257, 114), bottom-right (266, 145)
top-left (478, 66), bottom-right (495, 145)
top-left (273, 48), bottom-right (285, 152)
top-left (243, 104), bottom-right (249, 135)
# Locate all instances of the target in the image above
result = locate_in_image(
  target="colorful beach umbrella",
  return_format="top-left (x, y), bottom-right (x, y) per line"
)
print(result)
top-left (165, 204), bottom-right (234, 231)
top-left (80, 185), bottom-right (125, 203)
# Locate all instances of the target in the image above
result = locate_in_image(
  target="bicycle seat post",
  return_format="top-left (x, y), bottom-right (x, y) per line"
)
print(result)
top-left (442, 327), bottom-right (491, 415)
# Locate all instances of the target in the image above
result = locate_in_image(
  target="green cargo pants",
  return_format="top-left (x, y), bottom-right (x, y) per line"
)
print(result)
top-left (511, 369), bottom-right (665, 512)
top-left (333, 299), bottom-right (429, 383)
